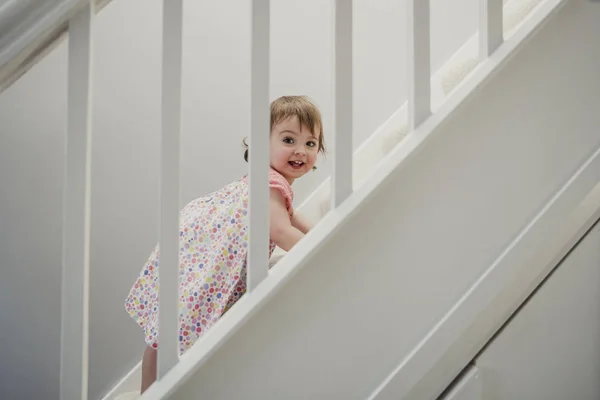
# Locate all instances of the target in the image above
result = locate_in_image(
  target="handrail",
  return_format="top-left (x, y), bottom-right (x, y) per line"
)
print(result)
top-left (0, 0), bottom-right (112, 95)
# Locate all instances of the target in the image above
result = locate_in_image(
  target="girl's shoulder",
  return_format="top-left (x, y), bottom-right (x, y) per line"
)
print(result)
top-left (268, 169), bottom-right (294, 213)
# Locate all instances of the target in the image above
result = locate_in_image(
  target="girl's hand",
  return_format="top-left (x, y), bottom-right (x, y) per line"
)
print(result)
top-left (269, 188), bottom-right (304, 252)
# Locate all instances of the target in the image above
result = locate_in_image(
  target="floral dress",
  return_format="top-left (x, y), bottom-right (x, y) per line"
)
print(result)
top-left (124, 169), bottom-right (293, 355)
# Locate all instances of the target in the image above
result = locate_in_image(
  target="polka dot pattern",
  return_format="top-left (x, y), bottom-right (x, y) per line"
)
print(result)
top-left (124, 169), bottom-right (293, 355)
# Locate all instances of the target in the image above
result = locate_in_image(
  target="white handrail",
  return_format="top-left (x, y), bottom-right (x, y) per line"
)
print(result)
top-left (480, 0), bottom-right (504, 59)
top-left (407, 0), bottom-right (431, 131)
top-left (247, 0), bottom-right (271, 292)
top-left (332, 0), bottom-right (354, 207)
top-left (60, 1), bottom-right (93, 399)
top-left (157, 0), bottom-right (184, 379)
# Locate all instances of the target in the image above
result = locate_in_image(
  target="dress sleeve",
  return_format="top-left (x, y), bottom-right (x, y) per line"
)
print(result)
top-left (269, 169), bottom-right (294, 216)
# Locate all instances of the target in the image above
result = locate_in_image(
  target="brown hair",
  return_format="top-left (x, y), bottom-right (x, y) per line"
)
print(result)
top-left (243, 95), bottom-right (326, 163)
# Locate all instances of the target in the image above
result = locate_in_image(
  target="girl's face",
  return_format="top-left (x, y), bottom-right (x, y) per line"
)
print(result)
top-left (270, 116), bottom-right (320, 184)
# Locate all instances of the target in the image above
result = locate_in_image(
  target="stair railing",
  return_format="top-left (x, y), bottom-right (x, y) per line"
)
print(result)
top-left (154, 0), bottom-right (357, 386)
top-left (59, 0), bottom-right (504, 398)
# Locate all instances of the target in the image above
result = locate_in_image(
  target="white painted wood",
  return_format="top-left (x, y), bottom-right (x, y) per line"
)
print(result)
top-left (0, 0), bottom-right (85, 94)
top-left (61, 2), bottom-right (93, 399)
top-left (476, 222), bottom-right (600, 400)
top-left (440, 366), bottom-right (482, 400)
top-left (247, 0), bottom-right (271, 292)
top-left (100, 361), bottom-right (141, 400)
top-left (142, 0), bottom-right (582, 397)
top-left (406, 0), bottom-right (431, 131)
top-left (479, 0), bottom-right (504, 59)
top-left (157, 0), bottom-right (183, 378)
top-left (332, 0), bottom-right (353, 207)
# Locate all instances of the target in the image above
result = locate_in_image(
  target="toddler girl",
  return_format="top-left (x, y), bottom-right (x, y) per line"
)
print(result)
top-left (124, 95), bottom-right (326, 393)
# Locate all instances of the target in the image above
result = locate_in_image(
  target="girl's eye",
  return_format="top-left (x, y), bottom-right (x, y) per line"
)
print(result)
top-left (307, 141), bottom-right (316, 148)
top-left (283, 137), bottom-right (294, 144)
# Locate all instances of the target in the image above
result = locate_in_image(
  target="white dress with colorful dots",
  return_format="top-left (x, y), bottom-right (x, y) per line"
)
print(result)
top-left (124, 169), bottom-right (293, 355)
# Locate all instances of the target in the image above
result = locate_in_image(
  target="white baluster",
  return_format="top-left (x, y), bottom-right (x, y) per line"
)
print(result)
top-left (158, 0), bottom-right (183, 378)
top-left (61, 2), bottom-right (93, 399)
top-left (407, 0), bottom-right (431, 131)
top-left (332, 0), bottom-right (354, 207)
top-left (480, 0), bottom-right (504, 59)
top-left (247, 0), bottom-right (271, 292)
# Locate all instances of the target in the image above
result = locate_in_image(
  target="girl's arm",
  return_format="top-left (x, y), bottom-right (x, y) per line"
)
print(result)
top-left (269, 188), bottom-right (304, 252)
top-left (290, 209), bottom-right (313, 234)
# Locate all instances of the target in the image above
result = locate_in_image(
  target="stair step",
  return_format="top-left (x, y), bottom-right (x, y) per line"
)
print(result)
top-left (113, 391), bottom-right (140, 400)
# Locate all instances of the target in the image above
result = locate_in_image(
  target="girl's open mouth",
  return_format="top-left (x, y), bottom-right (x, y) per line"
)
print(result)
top-left (289, 161), bottom-right (305, 169)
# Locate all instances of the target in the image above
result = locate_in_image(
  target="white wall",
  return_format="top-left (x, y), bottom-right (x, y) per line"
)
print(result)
top-left (169, 1), bottom-right (600, 398)
top-left (474, 221), bottom-right (600, 400)
top-left (0, 0), bottom-right (477, 398)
